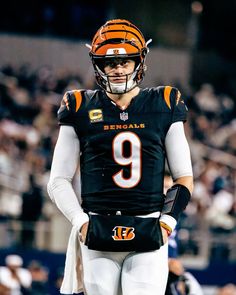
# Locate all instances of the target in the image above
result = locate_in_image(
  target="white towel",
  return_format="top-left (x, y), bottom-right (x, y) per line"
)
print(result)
top-left (60, 226), bottom-right (83, 294)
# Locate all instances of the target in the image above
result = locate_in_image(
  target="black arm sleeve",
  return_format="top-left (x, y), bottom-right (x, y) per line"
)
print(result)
top-left (162, 184), bottom-right (191, 221)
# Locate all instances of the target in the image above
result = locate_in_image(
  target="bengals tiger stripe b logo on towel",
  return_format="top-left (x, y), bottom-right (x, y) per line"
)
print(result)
top-left (112, 226), bottom-right (135, 241)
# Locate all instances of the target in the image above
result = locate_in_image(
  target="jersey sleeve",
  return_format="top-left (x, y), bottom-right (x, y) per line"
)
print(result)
top-left (57, 90), bottom-right (83, 126)
top-left (170, 87), bottom-right (188, 123)
top-left (162, 86), bottom-right (188, 123)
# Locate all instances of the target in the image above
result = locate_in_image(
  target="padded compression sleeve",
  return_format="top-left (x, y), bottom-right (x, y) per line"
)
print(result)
top-left (165, 122), bottom-right (193, 180)
top-left (47, 126), bottom-right (89, 230)
top-left (162, 184), bottom-right (191, 220)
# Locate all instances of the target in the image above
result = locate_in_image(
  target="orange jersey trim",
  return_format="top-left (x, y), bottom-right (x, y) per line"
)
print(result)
top-left (74, 90), bottom-right (82, 112)
top-left (164, 86), bottom-right (172, 109)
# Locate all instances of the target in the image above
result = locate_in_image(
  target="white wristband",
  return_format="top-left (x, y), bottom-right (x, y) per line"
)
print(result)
top-left (159, 214), bottom-right (177, 232)
top-left (72, 212), bottom-right (89, 231)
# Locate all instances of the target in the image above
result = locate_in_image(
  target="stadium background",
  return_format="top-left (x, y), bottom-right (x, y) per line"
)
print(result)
top-left (0, 0), bottom-right (236, 294)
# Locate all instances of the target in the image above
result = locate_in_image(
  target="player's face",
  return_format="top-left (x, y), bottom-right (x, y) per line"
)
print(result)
top-left (103, 58), bottom-right (135, 83)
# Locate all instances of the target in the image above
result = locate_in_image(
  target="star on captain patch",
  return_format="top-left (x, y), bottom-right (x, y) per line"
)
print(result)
top-left (120, 112), bottom-right (128, 121)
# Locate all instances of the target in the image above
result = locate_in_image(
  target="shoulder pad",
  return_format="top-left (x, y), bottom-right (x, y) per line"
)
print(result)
top-left (164, 86), bottom-right (188, 122)
top-left (57, 90), bottom-right (84, 124)
top-left (162, 86), bottom-right (179, 109)
top-left (62, 90), bottom-right (83, 112)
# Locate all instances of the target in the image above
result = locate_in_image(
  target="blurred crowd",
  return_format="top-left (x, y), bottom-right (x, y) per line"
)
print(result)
top-left (178, 83), bottom-right (236, 261)
top-left (0, 63), bottom-right (236, 260)
top-left (0, 254), bottom-right (67, 295)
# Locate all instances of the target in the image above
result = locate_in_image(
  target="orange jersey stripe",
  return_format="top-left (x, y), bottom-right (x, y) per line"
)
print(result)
top-left (164, 86), bottom-right (172, 109)
top-left (74, 90), bottom-right (82, 112)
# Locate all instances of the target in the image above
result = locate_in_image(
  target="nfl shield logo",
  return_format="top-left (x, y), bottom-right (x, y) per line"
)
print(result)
top-left (120, 112), bottom-right (128, 121)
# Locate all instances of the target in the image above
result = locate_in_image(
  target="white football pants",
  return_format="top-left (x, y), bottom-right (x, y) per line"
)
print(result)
top-left (80, 242), bottom-right (169, 295)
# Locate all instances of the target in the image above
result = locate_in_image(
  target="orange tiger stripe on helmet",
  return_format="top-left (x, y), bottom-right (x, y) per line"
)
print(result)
top-left (92, 19), bottom-right (145, 44)
top-left (91, 19), bottom-right (146, 56)
top-left (98, 19), bottom-right (145, 40)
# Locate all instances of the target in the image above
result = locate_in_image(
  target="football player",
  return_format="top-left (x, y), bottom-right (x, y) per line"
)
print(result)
top-left (47, 19), bottom-right (194, 295)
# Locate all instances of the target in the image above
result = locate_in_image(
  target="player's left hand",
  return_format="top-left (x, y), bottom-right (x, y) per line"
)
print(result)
top-left (161, 227), bottom-right (169, 244)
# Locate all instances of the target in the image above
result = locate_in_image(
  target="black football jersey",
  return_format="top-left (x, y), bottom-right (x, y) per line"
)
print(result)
top-left (57, 86), bottom-right (187, 214)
